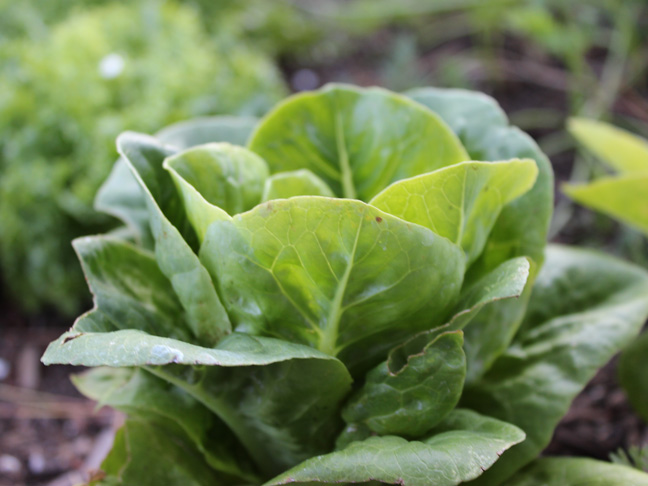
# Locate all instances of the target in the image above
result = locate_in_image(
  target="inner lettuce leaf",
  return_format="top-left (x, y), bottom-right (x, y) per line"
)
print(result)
top-left (248, 84), bottom-right (470, 200)
top-left (199, 197), bottom-right (465, 370)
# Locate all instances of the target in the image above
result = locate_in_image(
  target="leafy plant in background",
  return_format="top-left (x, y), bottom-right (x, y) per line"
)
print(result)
top-left (565, 117), bottom-right (648, 430)
top-left (0, 0), bottom-right (286, 315)
top-left (41, 84), bottom-right (648, 485)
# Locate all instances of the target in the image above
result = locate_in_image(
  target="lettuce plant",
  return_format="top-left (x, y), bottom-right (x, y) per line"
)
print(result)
top-left (0, 0), bottom-right (286, 315)
top-left (565, 117), bottom-right (648, 425)
top-left (42, 85), bottom-right (648, 485)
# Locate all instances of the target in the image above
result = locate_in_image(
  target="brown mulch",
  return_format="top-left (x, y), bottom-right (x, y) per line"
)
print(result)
top-left (0, 324), bottom-right (120, 486)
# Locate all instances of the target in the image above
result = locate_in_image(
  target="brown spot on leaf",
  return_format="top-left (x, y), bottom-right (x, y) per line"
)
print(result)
top-left (62, 333), bottom-right (83, 344)
top-left (375, 216), bottom-right (383, 223)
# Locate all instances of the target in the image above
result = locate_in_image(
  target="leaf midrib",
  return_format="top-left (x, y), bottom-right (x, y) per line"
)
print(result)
top-left (334, 101), bottom-right (357, 199)
top-left (319, 212), bottom-right (364, 355)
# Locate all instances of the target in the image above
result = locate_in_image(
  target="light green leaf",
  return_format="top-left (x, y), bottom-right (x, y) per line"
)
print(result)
top-left (165, 143), bottom-right (268, 215)
top-left (407, 87), bottom-right (553, 383)
top-left (464, 245), bottom-right (648, 484)
top-left (163, 143), bottom-right (269, 240)
top-left (117, 132), bottom-right (231, 346)
top-left (266, 409), bottom-right (525, 486)
top-left (261, 169), bottom-right (335, 201)
top-left (156, 116), bottom-right (258, 150)
top-left (341, 329), bottom-right (465, 437)
top-left (72, 235), bottom-right (192, 341)
top-left (42, 330), bottom-right (352, 478)
top-left (199, 197), bottom-right (464, 372)
top-left (370, 159), bottom-right (538, 264)
top-left (507, 457), bottom-right (648, 486)
top-left (619, 330), bottom-right (648, 421)
top-left (95, 418), bottom-right (228, 486)
top-left (249, 84), bottom-right (469, 201)
top-left (74, 368), bottom-right (259, 484)
top-left (563, 173), bottom-right (648, 236)
top-left (568, 117), bottom-right (648, 174)
top-left (406, 87), bottom-right (553, 274)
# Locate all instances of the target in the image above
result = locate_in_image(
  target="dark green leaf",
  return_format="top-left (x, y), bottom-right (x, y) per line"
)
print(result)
top-left (407, 87), bottom-right (553, 382)
top-left (72, 236), bottom-right (192, 341)
top-left (117, 132), bottom-right (231, 345)
top-left (95, 418), bottom-right (229, 486)
top-left (341, 329), bottom-right (465, 437)
top-left (463, 245), bottom-right (648, 484)
top-left (507, 457), bottom-right (648, 485)
top-left (74, 367), bottom-right (259, 484)
top-left (42, 330), bottom-right (352, 478)
top-left (266, 409), bottom-right (525, 486)
top-left (619, 330), bottom-right (648, 421)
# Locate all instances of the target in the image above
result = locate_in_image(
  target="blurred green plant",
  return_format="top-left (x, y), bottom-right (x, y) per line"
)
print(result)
top-left (0, 0), bottom-right (286, 316)
top-left (611, 445), bottom-right (648, 473)
top-left (565, 117), bottom-right (648, 429)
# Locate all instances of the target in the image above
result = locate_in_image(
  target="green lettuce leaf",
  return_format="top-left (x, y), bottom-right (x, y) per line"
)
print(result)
top-left (74, 367), bottom-right (259, 484)
top-left (507, 457), bottom-right (648, 485)
top-left (464, 245), bottom-right (648, 484)
top-left (266, 409), bottom-right (525, 486)
top-left (156, 116), bottom-right (259, 150)
top-left (95, 116), bottom-right (258, 246)
top-left (94, 418), bottom-right (231, 486)
top-left (117, 132), bottom-right (231, 346)
top-left (72, 235), bottom-right (192, 341)
top-left (249, 84), bottom-right (469, 200)
top-left (341, 328), bottom-right (465, 437)
top-left (619, 330), bottom-right (648, 421)
top-left (407, 87), bottom-right (553, 383)
top-left (261, 169), bottom-right (335, 201)
top-left (370, 159), bottom-right (538, 265)
top-left (43, 330), bottom-right (352, 477)
top-left (199, 197), bottom-right (465, 371)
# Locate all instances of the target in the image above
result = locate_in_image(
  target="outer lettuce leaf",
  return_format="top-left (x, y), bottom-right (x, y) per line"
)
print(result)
top-left (156, 116), bottom-right (259, 150)
top-left (95, 116), bottom-right (258, 246)
top-left (117, 132), bottom-right (231, 345)
top-left (74, 368), bottom-right (259, 484)
top-left (249, 84), bottom-right (469, 201)
top-left (370, 159), bottom-right (538, 265)
top-left (341, 329), bottom-right (465, 437)
top-left (507, 457), bottom-right (648, 485)
top-left (93, 418), bottom-right (230, 486)
top-left (463, 245), bottom-right (648, 484)
top-left (407, 87), bottom-right (553, 383)
top-left (72, 236), bottom-right (192, 341)
top-left (266, 409), bottom-right (525, 486)
top-left (43, 330), bottom-right (352, 478)
top-left (567, 117), bottom-right (648, 174)
top-left (564, 173), bottom-right (648, 236)
top-left (406, 87), bottom-right (553, 274)
top-left (199, 197), bottom-right (465, 370)
top-left (619, 329), bottom-right (648, 421)
top-left (261, 169), bottom-right (335, 201)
